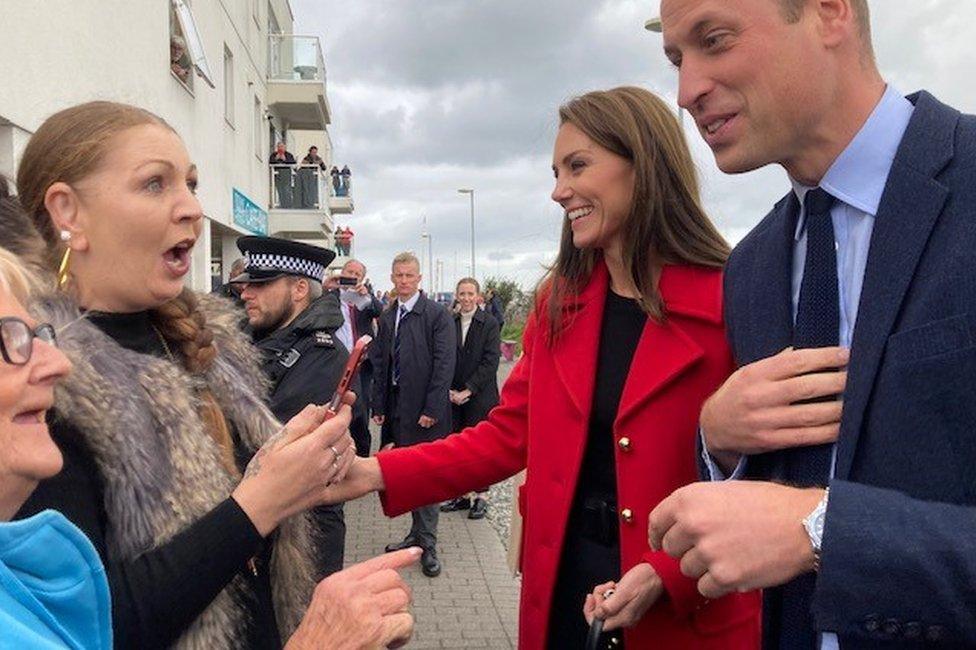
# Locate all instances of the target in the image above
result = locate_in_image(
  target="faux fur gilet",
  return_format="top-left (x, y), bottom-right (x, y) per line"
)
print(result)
top-left (29, 291), bottom-right (317, 649)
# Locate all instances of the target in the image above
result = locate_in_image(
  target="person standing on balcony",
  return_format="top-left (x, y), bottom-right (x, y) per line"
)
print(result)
top-left (301, 146), bottom-right (327, 171)
top-left (297, 146), bottom-right (327, 209)
top-left (330, 166), bottom-right (341, 196)
top-left (340, 165), bottom-right (351, 196)
top-left (269, 142), bottom-right (295, 209)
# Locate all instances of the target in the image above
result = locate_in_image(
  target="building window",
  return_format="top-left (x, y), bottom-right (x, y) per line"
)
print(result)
top-left (169, 3), bottom-right (193, 90)
top-left (253, 96), bottom-right (263, 160)
top-left (223, 45), bottom-right (234, 126)
top-left (171, 0), bottom-right (215, 90)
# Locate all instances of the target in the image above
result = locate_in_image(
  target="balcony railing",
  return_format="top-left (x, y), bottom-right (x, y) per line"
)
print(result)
top-left (269, 164), bottom-right (351, 210)
top-left (268, 34), bottom-right (326, 83)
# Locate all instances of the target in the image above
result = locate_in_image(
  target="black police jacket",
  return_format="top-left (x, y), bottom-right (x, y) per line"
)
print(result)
top-left (254, 293), bottom-right (349, 422)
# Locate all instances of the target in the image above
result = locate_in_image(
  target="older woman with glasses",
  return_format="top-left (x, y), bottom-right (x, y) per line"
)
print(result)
top-left (0, 245), bottom-right (106, 648)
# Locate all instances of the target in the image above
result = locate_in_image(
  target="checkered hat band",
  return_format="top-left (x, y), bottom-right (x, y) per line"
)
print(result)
top-left (245, 252), bottom-right (325, 280)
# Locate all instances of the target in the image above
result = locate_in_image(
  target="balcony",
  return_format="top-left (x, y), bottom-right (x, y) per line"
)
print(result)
top-left (268, 164), bottom-right (355, 239)
top-left (267, 35), bottom-right (331, 130)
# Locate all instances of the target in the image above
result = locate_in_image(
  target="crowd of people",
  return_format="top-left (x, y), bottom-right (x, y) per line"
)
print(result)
top-left (3, 0), bottom-right (976, 648)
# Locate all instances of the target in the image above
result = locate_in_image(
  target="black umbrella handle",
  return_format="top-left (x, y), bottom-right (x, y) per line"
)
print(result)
top-left (584, 618), bottom-right (604, 650)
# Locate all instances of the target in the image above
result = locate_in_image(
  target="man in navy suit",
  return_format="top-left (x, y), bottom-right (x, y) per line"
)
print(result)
top-left (649, 0), bottom-right (976, 647)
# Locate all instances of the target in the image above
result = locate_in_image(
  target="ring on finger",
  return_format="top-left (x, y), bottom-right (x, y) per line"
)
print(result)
top-left (602, 588), bottom-right (615, 599)
top-left (329, 444), bottom-right (341, 460)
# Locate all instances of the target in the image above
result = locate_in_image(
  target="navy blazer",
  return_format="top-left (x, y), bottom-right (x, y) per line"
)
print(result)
top-left (723, 92), bottom-right (976, 648)
top-left (370, 293), bottom-right (456, 445)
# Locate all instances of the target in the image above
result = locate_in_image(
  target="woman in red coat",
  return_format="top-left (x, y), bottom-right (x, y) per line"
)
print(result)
top-left (330, 86), bottom-right (760, 649)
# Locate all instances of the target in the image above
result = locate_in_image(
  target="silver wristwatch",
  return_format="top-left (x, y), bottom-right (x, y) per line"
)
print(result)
top-left (801, 488), bottom-right (830, 572)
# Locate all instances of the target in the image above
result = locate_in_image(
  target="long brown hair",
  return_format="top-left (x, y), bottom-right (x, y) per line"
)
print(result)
top-left (16, 101), bottom-right (238, 475)
top-left (542, 86), bottom-right (730, 343)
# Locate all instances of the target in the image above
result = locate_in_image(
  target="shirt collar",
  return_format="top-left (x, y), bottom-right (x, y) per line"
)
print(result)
top-left (398, 292), bottom-right (421, 313)
top-left (792, 85), bottom-right (914, 240)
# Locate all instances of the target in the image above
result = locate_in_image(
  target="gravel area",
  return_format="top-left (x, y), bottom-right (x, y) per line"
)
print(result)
top-left (485, 474), bottom-right (517, 550)
top-left (484, 359), bottom-right (518, 550)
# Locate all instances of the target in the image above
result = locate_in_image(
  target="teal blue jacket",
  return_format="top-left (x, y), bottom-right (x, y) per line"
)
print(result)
top-left (0, 510), bottom-right (111, 649)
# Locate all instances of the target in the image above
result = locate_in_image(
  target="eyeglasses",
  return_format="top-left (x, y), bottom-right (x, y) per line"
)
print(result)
top-left (0, 317), bottom-right (58, 365)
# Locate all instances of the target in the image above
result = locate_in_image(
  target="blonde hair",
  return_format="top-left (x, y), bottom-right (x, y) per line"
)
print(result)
top-left (391, 251), bottom-right (421, 273)
top-left (0, 246), bottom-right (32, 304)
top-left (16, 101), bottom-right (238, 475)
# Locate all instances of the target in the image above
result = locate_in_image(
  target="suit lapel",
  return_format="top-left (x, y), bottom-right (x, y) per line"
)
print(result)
top-left (551, 265), bottom-right (606, 419)
top-left (744, 194), bottom-right (798, 364)
top-left (835, 93), bottom-right (954, 479)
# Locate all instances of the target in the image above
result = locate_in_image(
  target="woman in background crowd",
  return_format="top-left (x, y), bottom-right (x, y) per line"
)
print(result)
top-left (321, 87), bottom-right (761, 648)
top-left (2, 101), bottom-right (395, 649)
top-left (440, 277), bottom-right (501, 520)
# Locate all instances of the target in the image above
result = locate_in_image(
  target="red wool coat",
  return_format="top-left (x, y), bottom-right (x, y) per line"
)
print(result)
top-left (378, 262), bottom-right (760, 649)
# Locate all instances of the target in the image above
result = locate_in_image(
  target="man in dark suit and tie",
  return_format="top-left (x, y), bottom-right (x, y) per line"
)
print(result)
top-left (371, 252), bottom-right (455, 577)
top-left (328, 258), bottom-right (383, 457)
top-left (649, 0), bottom-right (976, 647)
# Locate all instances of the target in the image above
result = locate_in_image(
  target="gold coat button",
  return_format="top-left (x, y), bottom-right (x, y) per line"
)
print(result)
top-left (620, 508), bottom-right (634, 523)
top-left (618, 437), bottom-right (632, 452)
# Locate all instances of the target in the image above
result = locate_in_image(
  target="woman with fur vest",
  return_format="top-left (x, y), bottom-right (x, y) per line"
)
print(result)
top-left (3, 102), bottom-right (400, 649)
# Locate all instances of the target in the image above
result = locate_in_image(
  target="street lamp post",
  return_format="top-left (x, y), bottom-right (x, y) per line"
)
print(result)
top-left (457, 188), bottom-right (475, 278)
top-left (421, 216), bottom-right (433, 293)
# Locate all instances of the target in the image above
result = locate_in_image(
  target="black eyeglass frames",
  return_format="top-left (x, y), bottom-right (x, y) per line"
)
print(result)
top-left (0, 317), bottom-right (58, 365)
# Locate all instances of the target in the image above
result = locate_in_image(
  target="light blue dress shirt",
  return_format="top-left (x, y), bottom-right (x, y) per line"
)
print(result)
top-left (704, 85), bottom-right (914, 649)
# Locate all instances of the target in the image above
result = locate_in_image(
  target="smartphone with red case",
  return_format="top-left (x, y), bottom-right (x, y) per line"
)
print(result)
top-left (324, 334), bottom-right (372, 419)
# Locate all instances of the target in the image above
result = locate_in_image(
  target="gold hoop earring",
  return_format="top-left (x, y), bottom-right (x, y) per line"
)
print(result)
top-left (57, 231), bottom-right (72, 290)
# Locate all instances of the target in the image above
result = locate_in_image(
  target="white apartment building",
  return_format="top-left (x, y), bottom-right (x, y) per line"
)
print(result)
top-left (0, 0), bottom-right (354, 292)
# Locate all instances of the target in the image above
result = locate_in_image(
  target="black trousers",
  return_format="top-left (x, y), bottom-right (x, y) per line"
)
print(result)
top-left (387, 387), bottom-right (438, 549)
top-left (547, 509), bottom-right (623, 649)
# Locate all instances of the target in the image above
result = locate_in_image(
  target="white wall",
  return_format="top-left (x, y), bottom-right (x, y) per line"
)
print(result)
top-left (0, 0), bottom-right (302, 290)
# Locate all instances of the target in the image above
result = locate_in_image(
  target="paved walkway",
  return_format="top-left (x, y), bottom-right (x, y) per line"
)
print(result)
top-left (343, 489), bottom-right (521, 648)
top-left (343, 360), bottom-right (522, 648)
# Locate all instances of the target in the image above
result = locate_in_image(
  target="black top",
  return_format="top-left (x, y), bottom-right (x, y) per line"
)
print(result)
top-left (16, 311), bottom-right (281, 649)
top-left (548, 290), bottom-right (647, 649)
top-left (577, 291), bottom-right (647, 502)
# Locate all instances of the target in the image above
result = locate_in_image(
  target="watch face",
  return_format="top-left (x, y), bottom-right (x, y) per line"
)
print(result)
top-left (812, 511), bottom-right (825, 539)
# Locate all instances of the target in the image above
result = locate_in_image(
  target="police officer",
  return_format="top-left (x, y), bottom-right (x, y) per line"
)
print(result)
top-left (234, 235), bottom-right (348, 579)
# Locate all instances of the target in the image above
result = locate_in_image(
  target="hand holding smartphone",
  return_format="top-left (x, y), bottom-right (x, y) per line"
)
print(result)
top-left (325, 334), bottom-right (372, 419)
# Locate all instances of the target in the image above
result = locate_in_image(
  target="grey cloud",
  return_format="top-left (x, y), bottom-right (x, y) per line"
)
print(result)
top-left (297, 1), bottom-right (976, 288)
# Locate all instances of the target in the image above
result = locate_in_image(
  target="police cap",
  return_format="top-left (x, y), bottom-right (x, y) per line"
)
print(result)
top-left (232, 236), bottom-right (336, 284)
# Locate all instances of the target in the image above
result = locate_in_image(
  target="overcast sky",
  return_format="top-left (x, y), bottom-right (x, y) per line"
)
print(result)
top-left (294, 1), bottom-right (976, 292)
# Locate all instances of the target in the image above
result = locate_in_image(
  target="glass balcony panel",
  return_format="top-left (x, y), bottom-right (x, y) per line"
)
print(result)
top-left (268, 34), bottom-right (326, 82)
top-left (269, 164), bottom-right (351, 210)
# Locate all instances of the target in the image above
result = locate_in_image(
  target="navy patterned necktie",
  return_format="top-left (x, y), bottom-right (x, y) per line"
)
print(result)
top-left (789, 187), bottom-right (839, 487)
top-left (775, 187), bottom-right (838, 650)
top-left (393, 304), bottom-right (407, 384)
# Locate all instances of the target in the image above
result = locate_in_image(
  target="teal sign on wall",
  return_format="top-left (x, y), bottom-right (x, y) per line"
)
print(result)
top-left (232, 188), bottom-right (268, 235)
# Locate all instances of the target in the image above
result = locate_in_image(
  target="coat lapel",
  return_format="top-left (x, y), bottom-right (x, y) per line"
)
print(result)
top-left (835, 92), bottom-right (954, 479)
top-left (744, 194), bottom-right (798, 364)
top-left (615, 266), bottom-right (715, 426)
top-left (551, 264), bottom-right (606, 419)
